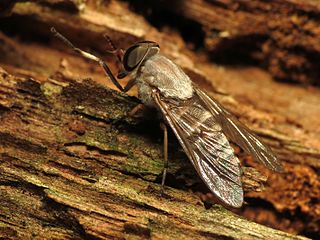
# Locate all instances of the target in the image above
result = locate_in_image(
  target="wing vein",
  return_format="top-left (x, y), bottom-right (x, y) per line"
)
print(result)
top-left (152, 89), bottom-right (243, 208)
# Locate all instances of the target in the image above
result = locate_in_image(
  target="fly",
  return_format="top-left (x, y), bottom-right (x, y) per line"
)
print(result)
top-left (51, 27), bottom-right (283, 208)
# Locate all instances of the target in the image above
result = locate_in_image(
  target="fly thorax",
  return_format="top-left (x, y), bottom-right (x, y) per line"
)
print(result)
top-left (136, 54), bottom-right (193, 106)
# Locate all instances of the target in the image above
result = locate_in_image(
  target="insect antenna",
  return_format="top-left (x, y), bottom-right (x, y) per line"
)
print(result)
top-left (103, 34), bottom-right (117, 51)
top-left (104, 34), bottom-right (124, 61)
top-left (103, 33), bottom-right (128, 79)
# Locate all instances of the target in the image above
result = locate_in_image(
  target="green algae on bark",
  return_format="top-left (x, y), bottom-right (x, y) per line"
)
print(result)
top-left (0, 68), bottom-right (309, 239)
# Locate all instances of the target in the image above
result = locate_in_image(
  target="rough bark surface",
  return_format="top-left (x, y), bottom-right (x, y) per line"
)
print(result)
top-left (130, 0), bottom-right (320, 85)
top-left (0, 67), bottom-right (307, 240)
top-left (0, 0), bottom-right (319, 239)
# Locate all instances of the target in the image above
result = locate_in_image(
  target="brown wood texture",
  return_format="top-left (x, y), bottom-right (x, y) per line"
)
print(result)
top-left (0, 0), bottom-right (319, 239)
top-left (131, 0), bottom-right (320, 85)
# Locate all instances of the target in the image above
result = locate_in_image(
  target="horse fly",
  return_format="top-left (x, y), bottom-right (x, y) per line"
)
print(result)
top-left (51, 27), bottom-right (283, 208)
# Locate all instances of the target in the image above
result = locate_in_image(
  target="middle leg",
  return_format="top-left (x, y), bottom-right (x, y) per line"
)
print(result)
top-left (160, 122), bottom-right (169, 195)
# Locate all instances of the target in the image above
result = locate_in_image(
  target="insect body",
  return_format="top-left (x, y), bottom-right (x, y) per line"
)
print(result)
top-left (52, 28), bottom-right (283, 208)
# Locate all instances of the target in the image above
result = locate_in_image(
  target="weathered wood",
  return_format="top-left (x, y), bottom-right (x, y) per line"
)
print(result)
top-left (130, 0), bottom-right (320, 85)
top-left (0, 67), bottom-right (308, 240)
top-left (0, 0), bottom-right (319, 238)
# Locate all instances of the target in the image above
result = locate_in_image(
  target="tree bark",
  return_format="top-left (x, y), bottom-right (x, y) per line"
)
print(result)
top-left (0, 67), bottom-right (308, 240)
top-left (0, 0), bottom-right (319, 239)
top-left (132, 0), bottom-right (320, 85)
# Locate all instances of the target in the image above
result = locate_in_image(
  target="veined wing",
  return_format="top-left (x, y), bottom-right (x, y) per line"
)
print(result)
top-left (152, 90), bottom-right (243, 208)
top-left (194, 87), bottom-right (283, 172)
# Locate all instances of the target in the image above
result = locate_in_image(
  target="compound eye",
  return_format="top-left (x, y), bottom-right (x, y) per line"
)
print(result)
top-left (123, 41), bottom-right (159, 72)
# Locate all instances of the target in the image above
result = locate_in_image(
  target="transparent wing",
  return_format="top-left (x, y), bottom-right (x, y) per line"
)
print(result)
top-left (152, 90), bottom-right (243, 208)
top-left (194, 87), bottom-right (283, 172)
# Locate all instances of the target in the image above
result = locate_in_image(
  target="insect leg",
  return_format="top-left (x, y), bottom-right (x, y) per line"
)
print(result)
top-left (160, 122), bottom-right (169, 195)
top-left (51, 27), bottom-right (125, 92)
top-left (122, 78), bottom-right (137, 92)
top-left (128, 103), bottom-right (144, 117)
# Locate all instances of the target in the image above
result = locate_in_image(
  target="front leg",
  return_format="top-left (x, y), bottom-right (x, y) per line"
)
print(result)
top-left (123, 78), bottom-right (137, 93)
top-left (51, 27), bottom-right (126, 92)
